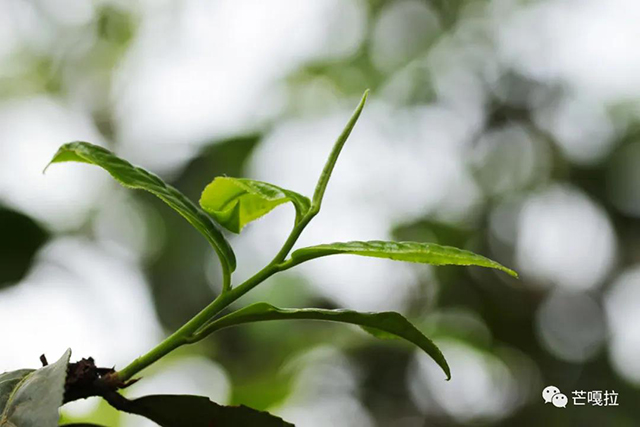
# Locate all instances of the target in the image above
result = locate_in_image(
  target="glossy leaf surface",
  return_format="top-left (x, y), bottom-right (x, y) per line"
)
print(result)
top-left (291, 240), bottom-right (517, 277)
top-left (204, 303), bottom-right (450, 379)
top-left (46, 142), bottom-right (236, 272)
top-left (200, 177), bottom-right (310, 233)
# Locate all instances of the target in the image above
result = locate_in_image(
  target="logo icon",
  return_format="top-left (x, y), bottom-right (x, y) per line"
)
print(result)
top-left (542, 385), bottom-right (567, 408)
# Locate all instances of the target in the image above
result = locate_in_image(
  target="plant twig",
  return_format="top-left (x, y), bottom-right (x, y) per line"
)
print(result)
top-left (112, 91), bottom-right (370, 383)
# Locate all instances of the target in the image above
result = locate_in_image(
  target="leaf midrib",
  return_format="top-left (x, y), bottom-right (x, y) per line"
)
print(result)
top-left (0, 371), bottom-right (35, 424)
top-left (217, 180), bottom-right (288, 212)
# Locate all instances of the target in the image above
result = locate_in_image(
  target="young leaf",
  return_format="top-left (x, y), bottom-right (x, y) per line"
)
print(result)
top-left (290, 241), bottom-right (518, 277)
top-left (0, 349), bottom-right (71, 426)
top-left (197, 303), bottom-right (450, 380)
top-left (46, 142), bottom-right (236, 274)
top-left (120, 394), bottom-right (293, 427)
top-left (311, 90), bottom-right (368, 212)
top-left (200, 177), bottom-right (310, 233)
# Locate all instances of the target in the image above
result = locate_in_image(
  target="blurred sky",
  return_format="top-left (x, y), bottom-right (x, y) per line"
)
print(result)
top-left (2, 0), bottom-right (640, 426)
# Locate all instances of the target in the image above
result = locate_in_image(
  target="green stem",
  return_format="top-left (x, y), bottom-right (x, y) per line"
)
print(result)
top-left (115, 292), bottom-right (227, 382)
top-left (221, 263), bottom-right (231, 293)
top-left (116, 262), bottom-right (282, 382)
top-left (118, 256), bottom-right (287, 381)
top-left (271, 213), bottom-right (315, 264)
top-left (114, 90), bottom-right (369, 383)
top-left (115, 222), bottom-right (306, 383)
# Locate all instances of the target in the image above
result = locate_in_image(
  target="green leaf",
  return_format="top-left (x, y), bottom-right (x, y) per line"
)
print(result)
top-left (360, 325), bottom-right (398, 340)
top-left (45, 142), bottom-right (236, 273)
top-left (291, 240), bottom-right (518, 278)
top-left (122, 395), bottom-right (293, 427)
top-left (0, 370), bottom-right (34, 410)
top-left (0, 349), bottom-right (71, 426)
top-left (200, 177), bottom-right (310, 233)
top-left (312, 90), bottom-right (368, 211)
top-left (201, 303), bottom-right (451, 380)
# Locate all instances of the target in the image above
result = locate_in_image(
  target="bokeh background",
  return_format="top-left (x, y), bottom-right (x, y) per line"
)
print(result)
top-left (1, 0), bottom-right (640, 425)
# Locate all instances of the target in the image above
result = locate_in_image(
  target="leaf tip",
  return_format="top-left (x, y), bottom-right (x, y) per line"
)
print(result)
top-left (503, 266), bottom-right (519, 279)
top-left (360, 89), bottom-right (370, 108)
top-left (43, 146), bottom-right (65, 174)
top-left (439, 355), bottom-right (451, 381)
top-left (42, 162), bottom-right (53, 175)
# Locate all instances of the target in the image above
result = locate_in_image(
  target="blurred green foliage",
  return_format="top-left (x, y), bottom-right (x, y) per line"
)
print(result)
top-left (2, 0), bottom-right (640, 426)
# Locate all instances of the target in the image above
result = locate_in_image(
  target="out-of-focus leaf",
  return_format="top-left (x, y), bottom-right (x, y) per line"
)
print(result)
top-left (0, 207), bottom-right (48, 289)
top-left (200, 177), bottom-right (310, 233)
top-left (0, 349), bottom-right (71, 426)
top-left (124, 395), bottom-right (293, 427)
top-left (201, 303), bottom-right (451, 380)
top-left (291, 240), bottom-right (517, 277)
top-left (0, 370), bottom-right (34, 409)
top-left (97, 5), bottom-right (135, 45)
top-left (45, 142), bottom-right (236, 273)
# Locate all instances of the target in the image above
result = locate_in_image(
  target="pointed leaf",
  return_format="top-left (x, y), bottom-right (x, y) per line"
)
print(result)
top-left (201, 303), bottom-right (450, 380)
top-left (0, 349), bottom-right (71, 426)
top-left (46, 142), bottom-right (236, 272)
top-left (123, 394), bottom-right (293, 427)
top-left (312, 90), bottom-right (368, 211)
top-left (200, 177), bottom-right (310, 233)
top-left (291, 241), bottom-right (517, 277)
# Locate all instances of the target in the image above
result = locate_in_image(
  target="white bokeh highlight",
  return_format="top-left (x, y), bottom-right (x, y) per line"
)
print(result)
top-left (536, 290), bottom-right (606, 362)
top-left (496, 0), bottom-right (640, 102)
top-left (0, 97), bottom-right (109, 230)
top-left (605, 266), bottom-right (640, 385)
top-left (0, 238), bottom-right (162, 372)
top-left (516, 185), bottom-right (616, 290)
top-left (275, 346), bottom-right (373, 427)
top-left (408, 340), bottom-right (521, 423)
top-left (113, 0), bottom-right (367, 173)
